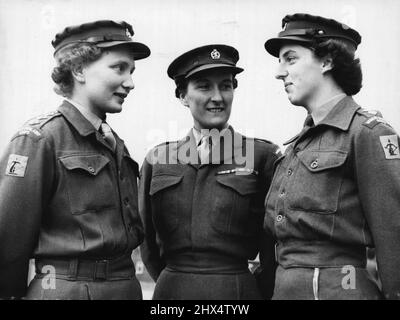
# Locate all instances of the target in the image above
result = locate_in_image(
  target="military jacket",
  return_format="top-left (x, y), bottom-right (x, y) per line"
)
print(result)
top-left (264, 96), bottom-right (400, 299)
top-left (139, 127), bottom-right (280, 294)
top-left (0, 101), bottom-right (143, 297)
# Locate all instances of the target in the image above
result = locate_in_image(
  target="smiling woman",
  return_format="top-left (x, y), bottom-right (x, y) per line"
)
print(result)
top-left (0, 19), bottom-right (151, 300)
top-left (139, 44), bottom-right (282, 300)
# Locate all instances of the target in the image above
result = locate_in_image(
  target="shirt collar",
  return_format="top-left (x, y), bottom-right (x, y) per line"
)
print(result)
top-left (311, 93), bottom-right (347, 125)
top-left (65, 98), bottom-right (103, 131)
top-left (192, 123), bottom-right (229, 146)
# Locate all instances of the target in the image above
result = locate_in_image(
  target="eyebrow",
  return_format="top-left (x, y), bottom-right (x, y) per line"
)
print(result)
top-left (114, 59), bottom-right (136, 71)
top-left (279, 49), bottom-right (296, 62)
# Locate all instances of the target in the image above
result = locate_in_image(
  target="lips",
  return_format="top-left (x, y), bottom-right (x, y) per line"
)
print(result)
top-left (207, 107), bottom-right (224, 113)
top-left (114, 92), bottom-right (128, 99)
top-left (284, 82), bottom-right (293, 88)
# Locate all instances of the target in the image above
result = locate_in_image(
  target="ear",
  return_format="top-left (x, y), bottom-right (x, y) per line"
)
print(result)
top-left (179, 92), bottom-right (189, 108)
top-left (321, 56), bottom-right (334, 74)
top-left (71, 64), bottom-right (85, 83)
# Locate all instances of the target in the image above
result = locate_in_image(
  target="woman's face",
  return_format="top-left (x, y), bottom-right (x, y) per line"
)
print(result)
top-left (80, 45), bottom-right (135, 118)
top-left (180, 69), bottom-right (234, 130)
top-left (275, 43), bottom-right (325, 109)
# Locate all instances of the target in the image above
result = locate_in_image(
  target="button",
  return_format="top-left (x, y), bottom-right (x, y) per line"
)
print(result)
top-left (119, 171), bottom-right (124, 180)
top-left (88, 166), bottom-right (95, 174)
top-left (287, 169), bottom-right (293, 176)
top-left (310, 160), bottom-right (319, 169)
top-left (276, 215), bottom-right (283, 222)
top-left (127, 223), bottom-right (133, 231)
top-left (279, 190), bottom-right (285, 197)
top-left (123, 198), bottom-right (129, 206)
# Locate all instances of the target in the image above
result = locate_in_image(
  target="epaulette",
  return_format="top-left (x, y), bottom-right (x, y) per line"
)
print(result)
top-left (25, 110), bottom-right (62, 128)
top-left (253, 138), bottom-right (282, 156)
top-left (154, 140), bottom-right (179, 148)
top-left (11, 110), bottom-right (61, 141)
top-left (358, 108), bottom-right (391, 130)
top-left (254, 138), bottom-right (273, 145)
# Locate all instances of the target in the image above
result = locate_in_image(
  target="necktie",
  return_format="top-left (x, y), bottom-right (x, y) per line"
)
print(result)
top-left (100, 122), bottom-right (116, 151)
top-left (197, 135), bottom-right (211, 164)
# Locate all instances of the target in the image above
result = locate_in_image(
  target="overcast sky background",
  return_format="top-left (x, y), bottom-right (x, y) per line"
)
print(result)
top-left (1, 0), bottom-right (399, 165)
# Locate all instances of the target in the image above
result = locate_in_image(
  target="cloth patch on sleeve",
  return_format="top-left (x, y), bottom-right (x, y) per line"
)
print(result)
top-left (379, 135), bottom-right (400, 159)
top-left (5, 154), bottom-right (29, 177)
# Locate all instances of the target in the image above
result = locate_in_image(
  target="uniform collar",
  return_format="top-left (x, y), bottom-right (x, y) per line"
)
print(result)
top-left (58, 100), bottom-right (98, 136)
top-left (283, 96), bottom-right (360, 146)
top-left (176, 125), bottom-right (244, 164)
top-left (191, 123), bottom-right (230, 146)
top-left (311, 93), bottom-right (347, 125)
top-left (65, 98), bottom-right (103, 131)
top-left (316, 95), bottom-right (360, 131)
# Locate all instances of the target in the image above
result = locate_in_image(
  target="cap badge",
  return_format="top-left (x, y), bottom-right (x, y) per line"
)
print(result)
top-left (210, 49), bottom-right (220, 59)
top-left (125, 28), bottom-right (131, 37)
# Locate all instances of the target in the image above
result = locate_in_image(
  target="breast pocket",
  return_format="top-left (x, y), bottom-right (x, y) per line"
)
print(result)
top-left (149, 174), bottom-right (183, 235)
top-left (212, 173), bottom-right (260, 237)
top-left (288, 150), bottom-right (347, 214)
top-left (59, 154), bottom-right (117, 215)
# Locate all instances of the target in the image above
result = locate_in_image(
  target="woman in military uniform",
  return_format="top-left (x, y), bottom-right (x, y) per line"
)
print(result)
top-left (264, 13), bottom-right (400, 299)
top-left (139, 44), bottom-right (281, 299)
top-left (0, 20), bottom-right (150, 299)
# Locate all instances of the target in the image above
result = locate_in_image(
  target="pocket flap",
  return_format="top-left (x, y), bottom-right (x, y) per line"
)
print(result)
top-left (297, 150), bottom-right (347, 172)
top-left (60, 154), bottom-right (110, 176)
top-left (216, 174), bottom-right (259, 196)
top-left (149, 174), bottom-right (183, 195)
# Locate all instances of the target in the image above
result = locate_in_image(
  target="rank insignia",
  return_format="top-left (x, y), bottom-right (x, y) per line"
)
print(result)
top-left (5, 154), bottom-right (29, 177)
top-left (379, 135), bottom-right (400, 159)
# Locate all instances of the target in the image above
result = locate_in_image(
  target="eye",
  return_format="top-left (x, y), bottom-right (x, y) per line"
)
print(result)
top-left (286, 56), bottom-right (297, 64)
top-left (112, 64), bottom-right (126, 73)
top-left (221, 83), bottom-right (233, 90)
top-left (197, 83), bottom-right (210, 90)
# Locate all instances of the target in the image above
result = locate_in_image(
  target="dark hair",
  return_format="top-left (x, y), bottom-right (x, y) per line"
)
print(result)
top-left (51, 43), bottom-right (103, 97)
top-left (311, 38), bottom-right (362, 96)
top-left (174, 76), bottom-right (238, 98)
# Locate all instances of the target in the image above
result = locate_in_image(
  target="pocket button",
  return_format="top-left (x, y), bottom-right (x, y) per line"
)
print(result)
top-left (88, 166), bottom-right (95, 174)
top-left (310, 160), bottom-right (319, 169)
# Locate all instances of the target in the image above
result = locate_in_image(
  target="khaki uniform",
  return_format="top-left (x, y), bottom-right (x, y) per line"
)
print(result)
top-left (0, 101), bottom-right (143, 299)
top-left (265, 96), bottom-right (400, 299)
top-left (140, 127), bottom-right (280, 299)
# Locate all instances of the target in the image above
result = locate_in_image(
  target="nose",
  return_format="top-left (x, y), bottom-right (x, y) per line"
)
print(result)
top-left (211, 87), bottom-right (223, 104)
top-left (122, 74), bottom-right (135, 91)
top-left (275, 63), bottom-right (288, 80)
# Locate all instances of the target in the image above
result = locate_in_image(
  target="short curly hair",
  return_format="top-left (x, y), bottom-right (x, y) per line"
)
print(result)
top-left (310, 38), bottom-right (362, 96)
top-left (51, 43), bottom-right (103, 97)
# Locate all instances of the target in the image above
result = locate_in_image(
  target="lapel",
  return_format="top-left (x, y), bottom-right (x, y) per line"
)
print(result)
top-left (58, 100), bottom-right (115, 152)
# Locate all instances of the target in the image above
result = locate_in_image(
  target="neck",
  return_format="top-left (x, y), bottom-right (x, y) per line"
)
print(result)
top-left (304, 78), bottom-right (345, 114)
top-left (70, 90), bottom-right (105, 119)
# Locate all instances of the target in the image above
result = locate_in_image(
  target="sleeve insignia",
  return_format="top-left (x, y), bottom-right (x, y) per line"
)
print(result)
top-left (5, 154), bottom-right (29, 177)
top-left (379, 135), bottom-right (400, 159)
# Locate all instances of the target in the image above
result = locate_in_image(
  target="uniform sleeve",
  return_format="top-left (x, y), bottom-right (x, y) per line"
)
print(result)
top-left (254, 143), bottom-right (282, 299)
top-left (138, 157), bottom-right (165, 282)
top-left (0, 132), bottom-right (54, 298)
top-left (355, 124), bottom-right (400, 299)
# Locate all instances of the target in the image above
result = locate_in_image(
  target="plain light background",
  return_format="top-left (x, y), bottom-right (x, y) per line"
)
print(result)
top-left (1, 0), bottom-right (399, 165)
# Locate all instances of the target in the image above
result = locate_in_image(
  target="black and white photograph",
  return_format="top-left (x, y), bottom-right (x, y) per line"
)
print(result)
top-left (0, 0), bottom-right (399, 307)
